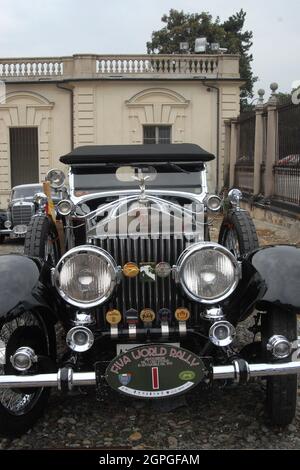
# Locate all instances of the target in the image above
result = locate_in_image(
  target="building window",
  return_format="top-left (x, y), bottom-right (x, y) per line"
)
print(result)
top-left (9, 127), bottom-right (39, 187)
top-left (143, 125), bottom-right (171, 144)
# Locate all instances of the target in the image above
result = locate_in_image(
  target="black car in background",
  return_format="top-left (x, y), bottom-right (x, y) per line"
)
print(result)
top-left (0, 183), bottom-right (61, 243)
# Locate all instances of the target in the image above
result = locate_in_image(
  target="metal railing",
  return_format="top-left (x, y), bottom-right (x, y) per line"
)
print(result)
top-left (234, 163), bottom-right (254, 194)
top-left (273, 164), bottom-right (300, 206)
top-left (278, 103), bottom-right (300, 161)
top-left (237, 112), bottom-right (256, 162)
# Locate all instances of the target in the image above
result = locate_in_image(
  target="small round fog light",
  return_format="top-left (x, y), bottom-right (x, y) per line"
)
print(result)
top-left (10, 347), bottom-right (37, 371)
top-left (4, 220), bottom-right (12, 229)
top-left (57, 199), bottom-right (73, 216)
top-left (66, 326), bottom-right (94, 352)
top-left (209, 321), bottom-right (236, 347)
top-left (207, 195), bottom-right (222, 212)
top-left (267, 335), bottom-right (291, 359)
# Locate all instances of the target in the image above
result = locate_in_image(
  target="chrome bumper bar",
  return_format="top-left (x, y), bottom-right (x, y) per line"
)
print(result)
top-left (0, 361), bottom-right (300, 389)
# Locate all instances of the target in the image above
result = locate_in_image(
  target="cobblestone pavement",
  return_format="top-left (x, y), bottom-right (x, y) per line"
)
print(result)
top-left (0, 219), bottom-right (299, 450)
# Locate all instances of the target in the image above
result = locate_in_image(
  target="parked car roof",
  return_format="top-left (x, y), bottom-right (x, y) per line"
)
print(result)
top-left (12, 183), bottom-right (42, 190)
top-left (277, 154), bottom-right (300, 165)
top-left (60, 144), bottom-right (215, 165)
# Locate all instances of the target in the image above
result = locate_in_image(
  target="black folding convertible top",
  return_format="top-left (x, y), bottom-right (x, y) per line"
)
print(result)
top-left (60, 144), bottom-right (215, 165)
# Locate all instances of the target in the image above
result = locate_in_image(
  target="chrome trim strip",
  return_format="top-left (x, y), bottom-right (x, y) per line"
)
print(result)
top-left (128, 324), bottom-right (137, 338)
top-left (178, 321), bottom-right (187, 336)
top-left (110, 325), bottom-right (119, 338)
top-left (68, 368), bottom-right (73, 391)
top-left (161, 322), bottom-right (169, 337)
top-left (1, 361), bottom-right (300, 389)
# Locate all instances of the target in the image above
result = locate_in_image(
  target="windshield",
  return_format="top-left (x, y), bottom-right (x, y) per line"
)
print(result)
top-left (11, 185), bottom-right (43, 200)
top-left (73, 162), bottom-right (204, 196)
top-left (11, 185), bottom-right (60, 200)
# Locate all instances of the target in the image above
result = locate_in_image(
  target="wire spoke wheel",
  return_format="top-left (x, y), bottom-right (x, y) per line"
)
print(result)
top-left (261, 308), bottom-right (298, 426)
top-left (0, 311), bottom-right (54, 436)
top-left (223, 226), bottom-right (240, 257)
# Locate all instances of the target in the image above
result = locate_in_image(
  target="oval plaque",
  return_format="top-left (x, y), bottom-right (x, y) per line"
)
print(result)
top-left (105, 343), bottom-right (206, 398)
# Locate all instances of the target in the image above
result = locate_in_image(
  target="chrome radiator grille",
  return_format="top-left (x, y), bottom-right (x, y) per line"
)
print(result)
top-left (12, 204), bottom-right (33, 226)
top-left (96, 236), bottom-right (199, 319)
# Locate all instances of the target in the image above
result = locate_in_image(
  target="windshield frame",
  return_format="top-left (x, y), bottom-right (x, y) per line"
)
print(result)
top-left (69, 161), bottom-right (207, 198)
top-left (68, 167), bottom-right (208, 204)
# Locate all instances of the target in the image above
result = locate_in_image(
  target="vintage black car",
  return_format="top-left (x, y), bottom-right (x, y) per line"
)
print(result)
top-left (0, 183), bottom-right (62, 242)
top-left (0, 144), bottom-right (299, 437)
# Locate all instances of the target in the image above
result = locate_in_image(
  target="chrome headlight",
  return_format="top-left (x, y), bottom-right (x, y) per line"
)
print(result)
top-left (206, 195), bottom-right (222, 212)
top-left (46, 168), bottom-right (65, 189)
top-left (54, 245), bottom-right (118, 308)
top-left (177, 243), bottom-right (240, 304)
top-left (57, 199), bottom-right (74, 216)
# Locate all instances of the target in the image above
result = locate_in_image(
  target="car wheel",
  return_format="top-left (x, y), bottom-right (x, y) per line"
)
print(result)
top-left (0, 311), bottom-right (56, 437)
top-left (0, 235), bottom-right (5, 244)
top-left (261, 307), bottom-right (298, 426)
top-left (218, 210), bottom-right (259, 257)
top-left (24, 215), bottom-right (61, 265)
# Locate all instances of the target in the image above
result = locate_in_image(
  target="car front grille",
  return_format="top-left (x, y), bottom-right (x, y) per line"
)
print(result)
top-left (95, 235), bottom-right (201, 323)
top-left (12, 204), bottom-right (34, 226)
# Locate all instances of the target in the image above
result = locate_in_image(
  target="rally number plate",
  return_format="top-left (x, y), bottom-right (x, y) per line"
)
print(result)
top-left (106, 343), bottom-right (207, 399)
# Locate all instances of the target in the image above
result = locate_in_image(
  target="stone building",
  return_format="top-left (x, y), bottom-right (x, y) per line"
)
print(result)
top-left (0, 53), bottom-right (242, 207)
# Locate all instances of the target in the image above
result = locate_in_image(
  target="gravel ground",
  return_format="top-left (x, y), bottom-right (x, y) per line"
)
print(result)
top-left (0, 219), bottom-right (300, 450)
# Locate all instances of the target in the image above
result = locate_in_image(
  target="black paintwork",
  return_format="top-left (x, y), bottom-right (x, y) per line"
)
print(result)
top-left (225, 245), bottom-right (300, 322)
top-left (0, 254), bottom-right (59, 323)
top-left (248, 245), bottom-right (300, 310)
top-left (0, 245), bottom-right (299, 329)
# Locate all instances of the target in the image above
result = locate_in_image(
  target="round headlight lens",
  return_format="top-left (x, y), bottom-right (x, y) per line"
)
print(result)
top-left (178, 243), bottom-right (240, 304)
top-left (57, 199), bottom-right (73, 216)
top-left (55, 246), bottom-right (118, 307)
top-left (45, 168), bottom-right (65, 189)
top-left (4, 220), bottom-right (11, 229)
top-left (206, 195), bottom-right (222, 212)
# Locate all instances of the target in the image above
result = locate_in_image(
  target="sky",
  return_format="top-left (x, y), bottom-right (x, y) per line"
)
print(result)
top-left (0, 0), bottom-right (299, 97)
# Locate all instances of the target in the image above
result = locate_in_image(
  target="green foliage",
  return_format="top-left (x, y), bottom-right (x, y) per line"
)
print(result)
top-left (275, 92), bottom-right (292, 105)
top-left (147, 9), bottom-right (257, 108)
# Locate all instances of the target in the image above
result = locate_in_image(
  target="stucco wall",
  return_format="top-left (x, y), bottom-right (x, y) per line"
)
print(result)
top-left (0, 79), bottom-right (240, 207)
top-left (0, 83), bottom-right (71, 206)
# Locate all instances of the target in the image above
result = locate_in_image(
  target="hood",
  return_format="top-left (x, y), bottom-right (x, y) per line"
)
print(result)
top-left (85, 194), bottom-right (205, 240)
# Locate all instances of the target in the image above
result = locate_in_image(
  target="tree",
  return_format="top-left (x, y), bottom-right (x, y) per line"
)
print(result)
top-left (146, 9), bottom-right (257, 109)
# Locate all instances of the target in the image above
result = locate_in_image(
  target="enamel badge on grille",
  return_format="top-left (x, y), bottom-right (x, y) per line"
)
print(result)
top-left (139, 263), bottom-right (156, 282)
top-left (123, 262), bottom-right (139, 278)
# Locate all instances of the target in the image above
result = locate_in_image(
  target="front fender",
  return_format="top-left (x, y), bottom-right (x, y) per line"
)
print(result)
top-left (0, 254), bottom-right (58, 322)
top-left (249, 245), bottom-right (300, 310)
top-left (225, 245), bottom-right (300, 322)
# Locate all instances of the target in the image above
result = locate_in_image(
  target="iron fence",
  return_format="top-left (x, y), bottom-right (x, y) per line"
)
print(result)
top-left (237, 112), bottom-right (256, 162)
top-left (235, 163), bottom-right (254, 194)
top-left (278, 103), bottom-right (300, 161)
top-left (273, 164), bottom-right (300, 206)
